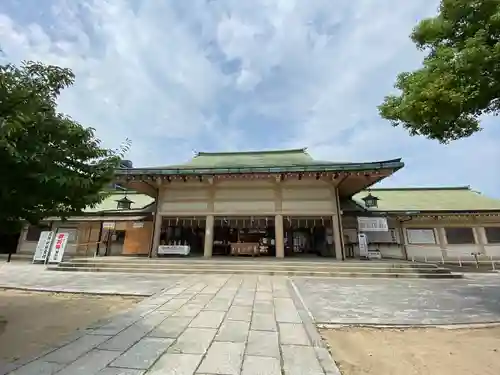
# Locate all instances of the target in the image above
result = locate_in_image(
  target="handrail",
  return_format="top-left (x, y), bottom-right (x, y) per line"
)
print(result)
top-left (408, 245), bottom-right (498, 270)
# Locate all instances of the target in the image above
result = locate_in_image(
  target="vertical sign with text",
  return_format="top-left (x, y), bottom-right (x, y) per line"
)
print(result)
top-left (48, 232), bottom-right (69, 263)
top-left (33, 231), bottom-right (55, 262)
top-left (358, 233), bottom-right (369, 258)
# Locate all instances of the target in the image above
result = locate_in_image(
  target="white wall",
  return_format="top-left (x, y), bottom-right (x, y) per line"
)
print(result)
top-left (403, 223), bottom-right (498, 261)
top-left (158, 179), bottom-right (338, 216)
top-left (406, 245), bottom-right (442, 260)
top-left (484, 245), bottom-right (500, 257)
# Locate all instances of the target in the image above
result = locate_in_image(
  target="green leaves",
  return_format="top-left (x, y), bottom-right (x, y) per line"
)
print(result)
top-left (379, 0), bottom-right (500, 143)
top-left (0, 61), bottom-right (125, 231)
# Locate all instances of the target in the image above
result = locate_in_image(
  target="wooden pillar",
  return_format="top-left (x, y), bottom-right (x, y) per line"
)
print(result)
top-left (95, 221), bottom-right (103, 256)
top-left (275, 214), bottom-right (285, 258)
top-left (398, 221), bottom-right (409, 260)
top-left (332, 215), bottom-right (343, 260)
top-left (332, 186), bottom-right (345, 260)
top-left (150, 213), bottom-right (162, 257)
top-left (149, 180), bottom-right (163, 258)
top-left (474, 227), bottom-right (486, 254)
top-left (204, 215), bottom-right (214, 258)
top-left (436, 227), bottom-right (447, 259)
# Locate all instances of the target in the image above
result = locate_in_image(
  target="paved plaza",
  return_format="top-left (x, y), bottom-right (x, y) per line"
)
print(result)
top-left (2, 269), bottom-right (339, 375)
top-left (1, 263), bottom-right (500, 374)
top-left (292, 274), bottom-right (500, 325)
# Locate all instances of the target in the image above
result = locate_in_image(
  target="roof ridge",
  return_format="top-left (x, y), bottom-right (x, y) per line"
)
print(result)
top-left (196, 148), bottom-right (307, 156)
top-left (370, 186), bottom-right (470, 191)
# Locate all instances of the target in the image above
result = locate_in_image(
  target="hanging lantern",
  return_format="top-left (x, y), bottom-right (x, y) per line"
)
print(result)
top-left (116, 196), bottom-right (133, 210)
top-left (362, 192), bottom-right (380, 208)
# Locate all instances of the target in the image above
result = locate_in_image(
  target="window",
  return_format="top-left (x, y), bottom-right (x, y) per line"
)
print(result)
top-left (25, 224), bottom-right (51, 242)
top-left (445, 227), bottom-right (475, 244)
top-left (485, 227), bottom-right (500, 244)
top-left (406, 229), bottom-right (436, 244)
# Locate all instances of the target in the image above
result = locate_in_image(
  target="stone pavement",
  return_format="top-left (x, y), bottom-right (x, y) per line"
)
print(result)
top-left (0, 263), bottom-right (179, 296)
top-left (4, 275), bottom-right (340, 375)
top-left (292, 274), bottom-right (500, 325)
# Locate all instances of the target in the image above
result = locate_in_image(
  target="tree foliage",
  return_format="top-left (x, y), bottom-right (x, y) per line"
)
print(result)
top-left (0, 61), bottom-right (130, 232)
top-left (379, 0), bottom-right (500, 143)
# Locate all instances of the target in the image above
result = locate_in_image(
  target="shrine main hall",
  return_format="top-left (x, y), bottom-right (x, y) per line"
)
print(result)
top-left (14, 148), bottom-right (500, 262)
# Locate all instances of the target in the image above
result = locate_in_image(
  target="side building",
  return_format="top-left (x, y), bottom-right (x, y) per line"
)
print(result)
top-left (15, 149), bottom-right (500, 262)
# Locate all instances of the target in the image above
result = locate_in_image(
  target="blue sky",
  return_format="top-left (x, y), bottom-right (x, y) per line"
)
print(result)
top-left (1, 0), bottom-right (499, 197)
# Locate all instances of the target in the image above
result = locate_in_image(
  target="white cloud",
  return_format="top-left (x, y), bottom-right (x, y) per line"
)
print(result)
top-left (0, 0), bottom-right (498, 197)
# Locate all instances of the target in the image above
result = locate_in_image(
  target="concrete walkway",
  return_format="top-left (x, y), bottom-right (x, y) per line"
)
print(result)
top-left (0, 263), bottom-right (179, 296)
top-left (4, 274), bottom-right (339, 375)
top-left (292, 274), bottom-right (500, 325)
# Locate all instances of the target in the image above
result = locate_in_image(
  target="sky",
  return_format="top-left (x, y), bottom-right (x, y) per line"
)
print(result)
top-left (0, 0), bottom-right (499, 198)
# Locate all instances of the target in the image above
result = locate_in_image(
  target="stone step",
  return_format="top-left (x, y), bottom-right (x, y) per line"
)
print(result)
top-left (56, 261), bottom-right (451, 274)
top-left (68, 257), bottom-right (441, 269)
top-left (48, 265), bottom-right (462, 278)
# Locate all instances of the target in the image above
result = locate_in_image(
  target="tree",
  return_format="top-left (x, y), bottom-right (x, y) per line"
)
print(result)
top-left (0, 61), bottom-right (130, 233)
top-left (379, 0), bottom-right (500, 143)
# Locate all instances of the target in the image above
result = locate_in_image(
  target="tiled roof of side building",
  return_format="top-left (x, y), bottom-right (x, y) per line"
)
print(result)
top-left (353, 186), bottom-right (500, 212)
top-left (85, 192), bottom-right (155, 213)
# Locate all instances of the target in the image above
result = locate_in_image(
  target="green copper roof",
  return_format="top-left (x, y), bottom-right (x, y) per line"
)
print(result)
top-left (85, 193), bottom-right (154, 213)
top-left (115, 148), bottom-right (404, 175)
top-left (353, 187), bottom-right (500, 212)
top-left (183, 149), bottom-right (318, 168)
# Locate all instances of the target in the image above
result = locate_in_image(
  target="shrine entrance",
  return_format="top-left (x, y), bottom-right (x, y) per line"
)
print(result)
top-left (283, 216), bottom-right (336, 258)
top-left (158, 217), bottom-right (206, 256)
top-left (213, 216), bottom-right (276, 257)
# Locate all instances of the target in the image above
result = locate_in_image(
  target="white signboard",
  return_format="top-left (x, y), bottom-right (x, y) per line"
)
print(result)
top-left (48, 232), bottom-right (69, 263)
top-left (357, 217), bottom-right (388, 232)
top-left (358, 233), bottom-right (369, 258)
top-left (103, 222), bottom-right (115, 229)
top-left (132, 222), bottom-right (144, 229)
top-left (158, 245), bottom-right (190, 256)
top-left (33, 231), bottom-right (54, 262)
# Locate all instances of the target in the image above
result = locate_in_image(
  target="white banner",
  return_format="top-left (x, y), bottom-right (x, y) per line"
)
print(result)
top-left (358, 233), bottom-right (369, 258)
top-left (158, 245), bottom-right (190, 256)
top-left (48, 232), bottom-right (69, 263)
top-left (357, 217), bottom-right (388, 232)
top-left (33, 231), bottom-right (55, 262)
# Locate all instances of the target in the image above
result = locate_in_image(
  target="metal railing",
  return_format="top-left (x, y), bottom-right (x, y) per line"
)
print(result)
top-left (409, 247), bottom-right (499, 271)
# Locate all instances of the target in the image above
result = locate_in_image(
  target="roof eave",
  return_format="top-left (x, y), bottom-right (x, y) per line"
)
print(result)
top-left (370, 209), bottom-right (500, 215)
top-left (115, 159), bottom-right (404, 176)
